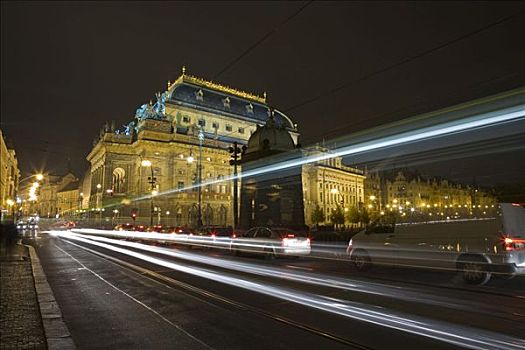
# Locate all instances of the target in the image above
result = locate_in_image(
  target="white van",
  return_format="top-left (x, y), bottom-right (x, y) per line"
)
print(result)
top-left (347, 203), bottom-right (525, 285)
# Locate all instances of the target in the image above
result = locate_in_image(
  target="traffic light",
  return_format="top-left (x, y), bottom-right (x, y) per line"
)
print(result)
top-left (229, 142), bottom-right (246, 166)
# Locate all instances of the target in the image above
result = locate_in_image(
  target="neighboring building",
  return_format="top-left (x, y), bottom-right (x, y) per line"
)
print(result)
top-left (57, 180), bottom-right (81, 217)
top-left (37, 172), bottom-right (79, 218)
top-left (0, 129), bottom-right (20, 220)
top-left (376, 169), bottom-right (496, 218)
top-left (240, 116), bottom-right (304, 229)
top-left (302, 145), bottom-right (365, 226)
top-left (86, 67), bottom-right (299, 226)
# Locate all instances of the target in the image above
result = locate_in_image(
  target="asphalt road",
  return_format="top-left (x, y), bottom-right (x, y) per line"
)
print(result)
top-left (23, 230), bottom-right (525, 350)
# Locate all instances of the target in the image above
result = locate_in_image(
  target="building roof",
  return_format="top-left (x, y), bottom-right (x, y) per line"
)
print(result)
top-left (245, 115), bottom-right (295, 155)
top-left (57, 180), bottom-right (80, 193)
top-left (167, 69), bottom-right (296, 130)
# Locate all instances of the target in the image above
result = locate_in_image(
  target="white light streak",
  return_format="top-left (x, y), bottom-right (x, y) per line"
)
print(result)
top-left (49, 230), bottom-right (525, 350)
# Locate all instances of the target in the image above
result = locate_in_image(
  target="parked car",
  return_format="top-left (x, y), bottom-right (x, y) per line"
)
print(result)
top-left (347, 203), bottom-right (525, 285)
top-left (27, 220), bottom-right (38, 230)
top-left (114, 223), bottom-right (135, 231)
top-left (16, 220), bottom-right (28, 230)
top-left (230, 227), bottom-right (311, 258)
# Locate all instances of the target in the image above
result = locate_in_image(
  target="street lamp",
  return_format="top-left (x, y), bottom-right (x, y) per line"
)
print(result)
top-left (141, 159), bottom-right (157, 226)
top-left (96, 184), bottom-right (102, 222)
top-left (187, 128), bottom-right (204, 228)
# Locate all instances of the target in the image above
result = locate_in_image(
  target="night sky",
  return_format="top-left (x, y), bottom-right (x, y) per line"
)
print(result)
top-left (2, 1), bottom-right (525, 185)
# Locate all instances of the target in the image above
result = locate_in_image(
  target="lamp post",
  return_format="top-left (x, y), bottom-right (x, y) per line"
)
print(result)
top-left (17, 173), bottom-right (44, 218)
top-left (79, 192), bottom-right (84, 217)
top-left (96, 184), bottom-right (102, 223)
top-left (141, 159), bottom-right (157, 227)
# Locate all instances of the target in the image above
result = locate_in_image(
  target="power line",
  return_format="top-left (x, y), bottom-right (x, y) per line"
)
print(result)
top-left (299, 71), bottom-right (523, 145)
top-left (213, 1), bottom-right (313, 80)
top-left (285, 9), bottom-right (525, 114)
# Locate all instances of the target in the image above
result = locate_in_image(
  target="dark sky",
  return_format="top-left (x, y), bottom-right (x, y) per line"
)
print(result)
top-left (2, 1), bottom-right (525, 185)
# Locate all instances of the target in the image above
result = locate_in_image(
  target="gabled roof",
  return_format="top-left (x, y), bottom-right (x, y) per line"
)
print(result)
top-left (58, 181), bottom-right (80, 193)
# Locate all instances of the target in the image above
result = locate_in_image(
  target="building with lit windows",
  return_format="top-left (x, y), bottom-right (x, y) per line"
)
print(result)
top-left (36, 172), bottom-right (78, 218)
top-left (57, 180), bottom-right (81, 217)
top-left (0, 129), bottom-right (20, 221)
top-left (86, 68), bottom-right (299, 226)
top-left (375, 169), bottom-right (496, 219)
top-left (302, 145), bottom-right (366, 226)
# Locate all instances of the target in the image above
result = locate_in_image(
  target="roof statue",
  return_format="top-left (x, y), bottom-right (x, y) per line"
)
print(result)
top-left (153, 91), bottom-right (168, 119)
top-left (135, 91), bottom-right (169, 121)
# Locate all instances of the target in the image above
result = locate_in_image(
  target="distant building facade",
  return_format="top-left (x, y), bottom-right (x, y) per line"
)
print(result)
top-left (302, 146), bottom-right (365, 226)
top-left (57, 180), bottom-right (81, 217)
top-left (367, 169), bottom-right (497, 219)
top-left (0, 129), bottom-right (20, 220)
top-left (36, 173), bottom-right (79, 218)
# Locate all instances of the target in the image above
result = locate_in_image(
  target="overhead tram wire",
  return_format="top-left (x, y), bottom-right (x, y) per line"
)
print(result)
top-left (299, 71), bottom-right (525, 145)
top-left (284, 9), bottom-right (525, 114)
top-left (213, 0), bottom-right (313, 80)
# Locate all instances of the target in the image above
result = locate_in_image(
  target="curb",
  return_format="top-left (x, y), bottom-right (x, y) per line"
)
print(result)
top-left (25, 244), bottom-right (76, 350)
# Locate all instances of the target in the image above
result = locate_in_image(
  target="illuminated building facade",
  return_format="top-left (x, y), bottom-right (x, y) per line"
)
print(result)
top-left (377, 170), bottom-right (497, 218)
top-left (36, 173), bottom-right (79, 218)
top-left (0, 129), bottom-right (20, 220)
top-left (86, 68), bottom-right (299, 226)
top-left (302, 145), bottom-right (366, 226)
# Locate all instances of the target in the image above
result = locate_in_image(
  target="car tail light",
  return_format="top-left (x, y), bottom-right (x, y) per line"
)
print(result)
top-left (232, 234), bottom-right (237, 239)
top-left (211, 233), bottom-right (216, 238)
top-left (287, 234), bottom-right (295, 238)
top-left (503, 237), bottom-right (525, 251)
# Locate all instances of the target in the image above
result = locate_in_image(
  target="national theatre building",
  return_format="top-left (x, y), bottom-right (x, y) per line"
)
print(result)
top-left (85, 68), bottom-right (364, 227)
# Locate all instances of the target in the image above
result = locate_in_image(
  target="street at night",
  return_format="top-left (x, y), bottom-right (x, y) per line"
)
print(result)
top-left (21, 228), bottom-right (525, 350)
top-left (2, 1), bottom-right (525, 349)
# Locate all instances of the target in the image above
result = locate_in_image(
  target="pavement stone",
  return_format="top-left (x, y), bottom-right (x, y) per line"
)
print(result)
top-left (0, 256), bottom-right (46, 349)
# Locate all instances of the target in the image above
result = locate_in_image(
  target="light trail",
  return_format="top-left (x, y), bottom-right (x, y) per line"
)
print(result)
top-left (49, 230), bottom-right (525, 350)
top-left (67, 229), bottom-right (523, 316)
top-left (129, 102), bottom-right (525, 203)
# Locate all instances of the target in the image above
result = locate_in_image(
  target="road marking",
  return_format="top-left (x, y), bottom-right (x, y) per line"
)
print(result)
top-left (53, 243), bottom-right (214, 350)
top-left (60, 238), bottom-right (373, 350)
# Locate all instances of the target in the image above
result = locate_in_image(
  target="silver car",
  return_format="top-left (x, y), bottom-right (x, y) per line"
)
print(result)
top-left (348, 203), bottom-right (525, 285)
top-left (230, 227), bottom-right (311, 259)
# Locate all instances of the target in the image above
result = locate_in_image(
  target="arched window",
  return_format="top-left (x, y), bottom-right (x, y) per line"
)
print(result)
top-left (203, 205), bottom-right (213, 226)
top-left (112, 168), bottom-right (126, 193)
top-left (219, 205), bottom-right (227, 226)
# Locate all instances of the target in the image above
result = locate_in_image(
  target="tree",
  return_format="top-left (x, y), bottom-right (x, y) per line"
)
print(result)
top-left (360, 207), bottom-right (370, 226)
top-left (347, 206), bottom-right (360, 227)
top-left (330, 205), bottom-right (345, 229)
top-left (311, 204), bottom-right (325, 226)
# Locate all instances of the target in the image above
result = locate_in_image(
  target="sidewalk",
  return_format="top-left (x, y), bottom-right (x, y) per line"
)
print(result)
top-left (0, 242), bottom-right (46, 349)
top-left (1, 224), bottom-right (75, 349)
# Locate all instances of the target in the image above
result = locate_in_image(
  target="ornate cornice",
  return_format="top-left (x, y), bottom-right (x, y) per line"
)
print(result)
top-left (171, 66), bottom-right (267, 104)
